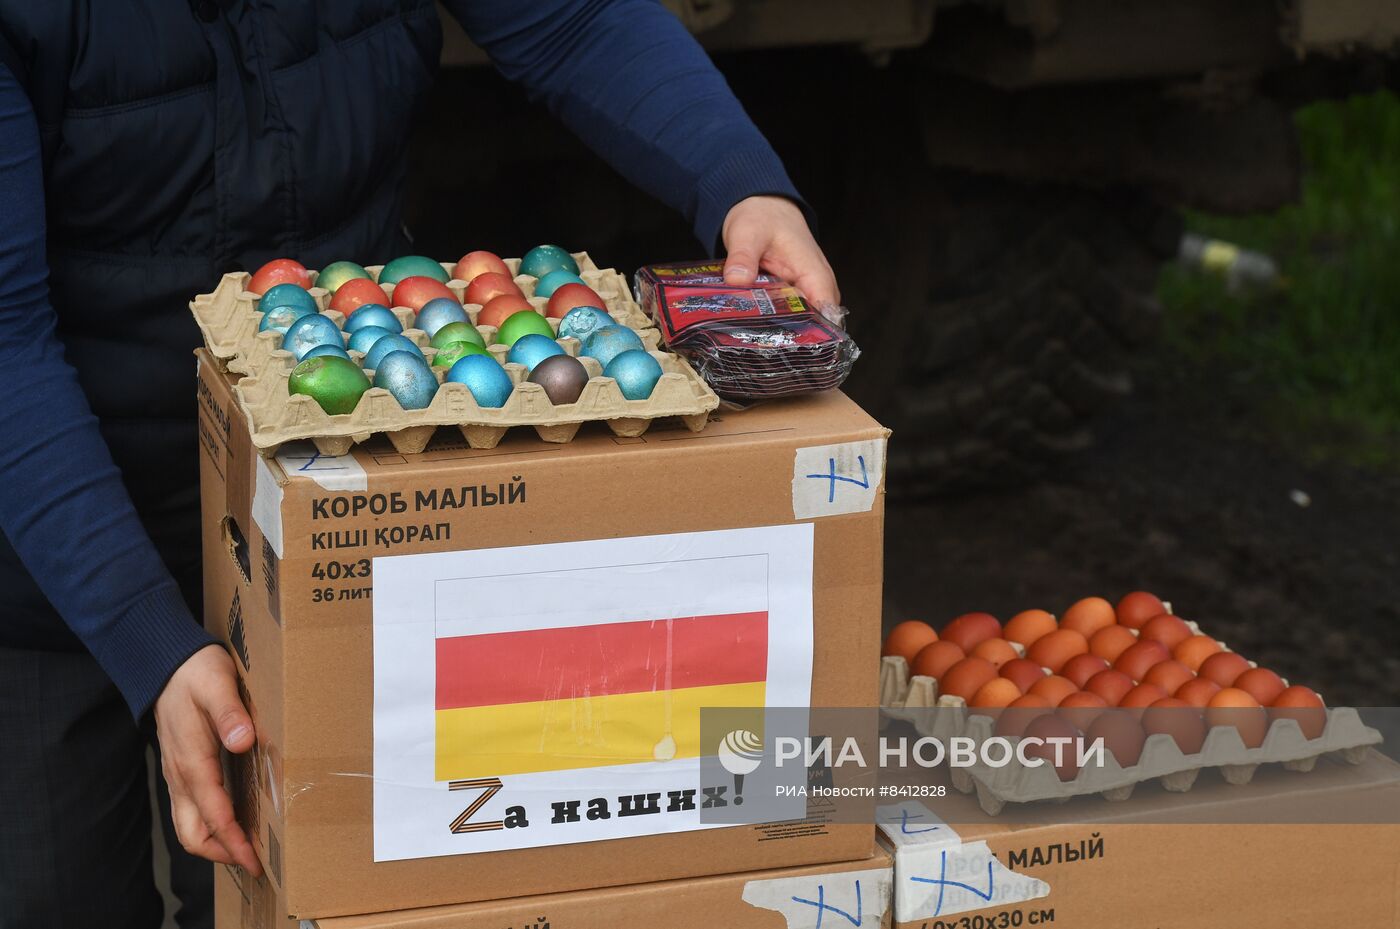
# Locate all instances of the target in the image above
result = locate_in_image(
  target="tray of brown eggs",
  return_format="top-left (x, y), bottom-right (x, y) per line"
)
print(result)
top-left (878, 591), bottom-right (1383, 816)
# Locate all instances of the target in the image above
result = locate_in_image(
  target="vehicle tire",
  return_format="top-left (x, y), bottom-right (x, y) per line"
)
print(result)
top-left (834, 169), bottom-right (1178, 497)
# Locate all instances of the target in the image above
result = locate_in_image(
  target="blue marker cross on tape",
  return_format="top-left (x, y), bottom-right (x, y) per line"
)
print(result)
top-left (805, 455), bottom-right (869, 504)
top-left (791, 879), bottom-right (865, 929)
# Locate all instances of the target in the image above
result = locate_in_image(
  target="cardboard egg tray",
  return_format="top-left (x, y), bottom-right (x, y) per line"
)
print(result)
top-left (879, 639), bottom-right (1383, 817)
top-left (189, 254), bottom-right (720, 455)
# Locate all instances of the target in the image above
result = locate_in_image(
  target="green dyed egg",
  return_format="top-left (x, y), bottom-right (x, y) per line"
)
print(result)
top-left (519, 244), bottom-right (579, 279)
top-left (315, 260), bottom-right (371, 293)
top-left (493, 309), bottom-right (555, 347)
top-left (430, 321), bottom-right (485, 350)
top-left (288, 355), bottom-right (371, 415)
top-left (432, 341), bottom-right (490, 367)
top-left (379, 255), bottom-right (450, 285)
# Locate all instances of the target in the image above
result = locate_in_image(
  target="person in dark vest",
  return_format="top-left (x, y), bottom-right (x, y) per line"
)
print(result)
top-left (0, 3), bottom-right (839, 927)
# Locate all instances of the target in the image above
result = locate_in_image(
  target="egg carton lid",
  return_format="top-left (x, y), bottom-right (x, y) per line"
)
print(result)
top-left (191, 252), bottom-right (651, 376)
top-left (879, 643), bottom-right (1383, 817)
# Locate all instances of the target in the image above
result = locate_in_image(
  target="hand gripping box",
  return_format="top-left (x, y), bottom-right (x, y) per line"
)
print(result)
top-left (215, 847), bottom-right (895, 929)
top-left (876, 750), bottom-right (1400, 929)
top-left (197, 349), bottom-right (888, 918)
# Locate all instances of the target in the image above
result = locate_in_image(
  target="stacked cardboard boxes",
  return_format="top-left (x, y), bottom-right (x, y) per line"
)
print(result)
top-left (197, 349), bottom-right (893, 924)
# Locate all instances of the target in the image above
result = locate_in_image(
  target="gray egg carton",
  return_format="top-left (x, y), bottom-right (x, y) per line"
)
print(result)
top-left (189, 254), bottom-right (720, 454)
top-left (879, 628), bottom-right (1383, 816)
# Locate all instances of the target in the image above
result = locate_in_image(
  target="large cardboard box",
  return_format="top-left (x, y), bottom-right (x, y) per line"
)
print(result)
top-left (197, 350), bottom-right (886, 918)
top-left (878, 749), bottom-right (1400, 928)
top-left (216, 848), bottom-right (895, 929)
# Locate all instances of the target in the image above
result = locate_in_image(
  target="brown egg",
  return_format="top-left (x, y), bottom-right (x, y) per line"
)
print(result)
top-left (995, 695), bottom-right (1052, 739)
top-left (1119, 683), bottom-right (1168, 711)
top-left (971, 677), bottom-right (1023, 710)
top-left (1115, 591), bottom-right (1166, 630)
top-left (1058, 691), bottom-right (1109, 731)
top-left (1021, 715), bottom-right (1083, 781)
top-left (1143, 697), bottom-right (1207, 755)
top-left (1113, 640), bottom-right (1171, 682)
top-left (939, 657), bottom-right (1000, 702)
top-left (1206, 688), bottom-right (1268, 748)
top-left (1174, 676), bottom-right (1223, 708)
top-left (910, 641), bottom-right (965, 681)
top-left (1027, 629), bottom-right (1089, 673)
top-left (1061, 597), bottom-right (1117, 638)
top-left (1089, 625), bottom-right (1138, 663)
top-left (1233, 667), bottom-right (1287, 707)
top-left (1172, 634), bottom-right (1221, 672)
top-left (1270, 685), bottom-right (1327, 740)
top-left (1086, 709), bottom-right (1147, 768)
top-left (970, 637), bottom-right (1019, 670)
top-left (999, 658), bottom-right (1047, 694)
top-left (1143, 659), bottom-right (1195, 697)
top-left (1199, 651), bottom-right (1252, 688)
top-left (939, 612), bottom-right (1002, 653)
top-left (1029, 674), bottom-right (1079, 707)
top-left (1061, 653), bottom-right (1110, 689)
top-left (1004, 609), bottom-right (1057, 648)
top-left (882, 621), bottom-right (938, 664)
top-left (1140, 614), bottom-right (1193, 649)
top-left (1085, 669), bottom-right (1135, 706)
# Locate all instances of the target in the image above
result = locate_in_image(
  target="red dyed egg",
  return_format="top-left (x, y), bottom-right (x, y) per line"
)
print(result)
top-left (330, 277), bottom-right (389, 315)
top-left (546, 282), bottom-right (607, 320)
top-left (1061, 653), bottom-right (1110, 689)
top-left (477, 293), bottom-right (535, 329)
top-left (392, 276), bottom-right (457, 313)
top-left (453, 250), bottom-right (511, 284)
top-left (249, 258), bottom-right (310, 294)
top-left (465, 271), bottom-right (523, 307)
top-left (1113, 639), bottom-right (1171, 682)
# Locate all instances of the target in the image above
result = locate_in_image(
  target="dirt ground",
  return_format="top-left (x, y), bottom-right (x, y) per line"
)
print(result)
top-left (880, 349), bottom-right (1400, 707)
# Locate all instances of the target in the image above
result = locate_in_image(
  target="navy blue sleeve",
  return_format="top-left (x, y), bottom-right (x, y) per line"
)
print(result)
top-left (0, 62), bottom-right (214, 719)
top-left (443, 0), bottom-right (812, 252)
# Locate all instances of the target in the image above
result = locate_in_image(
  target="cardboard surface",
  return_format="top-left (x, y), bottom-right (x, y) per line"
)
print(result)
top-left (198, 350), bottom-right (887, 918)
top-left (879, 749), bottom-right (1400, 928)
top-left (216, 848), bottom-right (894, 929)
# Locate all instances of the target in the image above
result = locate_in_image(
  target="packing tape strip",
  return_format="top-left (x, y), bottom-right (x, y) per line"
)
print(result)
top-left (792, 438), bottom-right (887, 520)
top-left (742, 864), bottom-right (892, 929)
top-left (877, 801), bottom-right (1050, 921)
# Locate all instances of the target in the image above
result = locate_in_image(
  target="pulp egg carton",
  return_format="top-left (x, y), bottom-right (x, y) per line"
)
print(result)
top-left (190, 252), bottom-right (652, 377)
top-left (879, 653), bottom-right (1382, 818)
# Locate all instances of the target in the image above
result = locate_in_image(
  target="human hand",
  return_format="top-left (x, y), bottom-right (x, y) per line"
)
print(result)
top-left (721, 195), bottom-right (841, 311)
top-left (153, 644), bottom-right (263, 875)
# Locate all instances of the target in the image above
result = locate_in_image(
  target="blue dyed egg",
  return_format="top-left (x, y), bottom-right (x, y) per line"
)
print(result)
top-left (415, 297), bottom-right (470, 338)
top-left (347, 325), bottom-right (397, 355)
top-left (533, 269), bottom-right (585, 298)
top-left (507, 333), bottom-right (566, 372)
top-left (604, 349), bottom-right (663, 400)
top-left (373, 350), bottom-right (439, 410)
top-left (343, 304), bottom-right (402, 335)
top-left (580, 325), bottom-right (645, 369)
top-left (301, 343), bottom-right (352, 361)
top-left (519, 244), bottom-right (579, 279)
top-left (283, 313), bottom-right (345, 360)
top-left (257, 283), bottom-right (318, 333)
top-left (363, 333), bottom-right (423, 370)
top-left (557, 305), bottom-right (614, 341)
top-left (446, 355), bottom-right (514, 409)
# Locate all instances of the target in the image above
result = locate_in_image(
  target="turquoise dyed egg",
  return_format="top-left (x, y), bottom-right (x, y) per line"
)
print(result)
top-left (603, 349), bottom-right (663, 400)
top-left (373, 350), bottom-right (439, 410)
top-left (580, 325), bottom-right (644, 369)
top-left (446, 355), bottom-right (514, 408)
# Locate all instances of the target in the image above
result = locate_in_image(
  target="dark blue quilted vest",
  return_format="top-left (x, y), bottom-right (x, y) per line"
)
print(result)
top-left (0, 1), bottom-right (442, 648)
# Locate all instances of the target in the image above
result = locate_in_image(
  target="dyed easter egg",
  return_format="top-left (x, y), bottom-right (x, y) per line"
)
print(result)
top-left (533, 269), bottom-right (585, 298)
top-left (363, 333), bottom-right (423, 371)
top-left (249, 258), bottom-right (310, 294)
top-left (430, 321), bottom-right (485, 350)
top-left (603, 349), bottom-right (662, 400)
top-left (507, 333), bottom-right (565, 371)
top-left (415, 298), bottom-right (470, 338)
top-left (315, 260), bottom-right (370, 293)
top-left (519, 244), bottom-right (578, 279)
top-left (347, 325), bottom-right (398, 355)
top-left (379, 255), bottom-right (450, 285)
top-left (494, 310), bottom-right (555, 347)
top-left (283, 313), bottom-right (345, 360)
top-left (580, 325), bottom-right (644, 369)
top-left (373, 351), bottom-right (439, 410)
top-left (288, 355), bottom-right (370, 415)
top-left (446, 355), bottom-right (514, 408)
top-left (432, 341), bottom-right (490, 367)
top-left (343, 305), bottom-right (402, 335)
top-left (557, 305), bottom-right (613, 341)
top-left (257, 284), bottom-right (318, 333)
top-left (527, 353), bottom-right (589, 405)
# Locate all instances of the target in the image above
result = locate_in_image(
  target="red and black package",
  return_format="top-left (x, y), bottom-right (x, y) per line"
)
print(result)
top-left (634, 262), bottom-right (859, 402)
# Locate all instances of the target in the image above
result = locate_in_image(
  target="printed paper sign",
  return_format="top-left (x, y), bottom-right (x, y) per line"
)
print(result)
top-left (372, 524), bottom-right (815, 862)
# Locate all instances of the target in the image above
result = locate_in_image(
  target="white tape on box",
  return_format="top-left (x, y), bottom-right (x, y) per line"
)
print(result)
top-left (274, 441), bottom-right (368, 491)
top-left (252, 455), bottom-right (284, 560)
top-left (792, 438), bottom-right (885, 519)
top-left (742, 865), bottom-right (892, 929)
top-left (877, 801), bottom-right (1050, 921)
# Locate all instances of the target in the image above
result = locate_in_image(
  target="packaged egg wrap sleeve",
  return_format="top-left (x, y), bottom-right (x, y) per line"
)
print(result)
top-left (634, 262), bottom-right (860, 403)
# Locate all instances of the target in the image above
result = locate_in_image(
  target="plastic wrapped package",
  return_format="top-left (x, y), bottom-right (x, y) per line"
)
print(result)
top-left (634, 262), bottom-right (859, 402)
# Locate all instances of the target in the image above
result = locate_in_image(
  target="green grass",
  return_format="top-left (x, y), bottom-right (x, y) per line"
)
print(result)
top-left (1158, 89), bottom-right (1400, 465)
